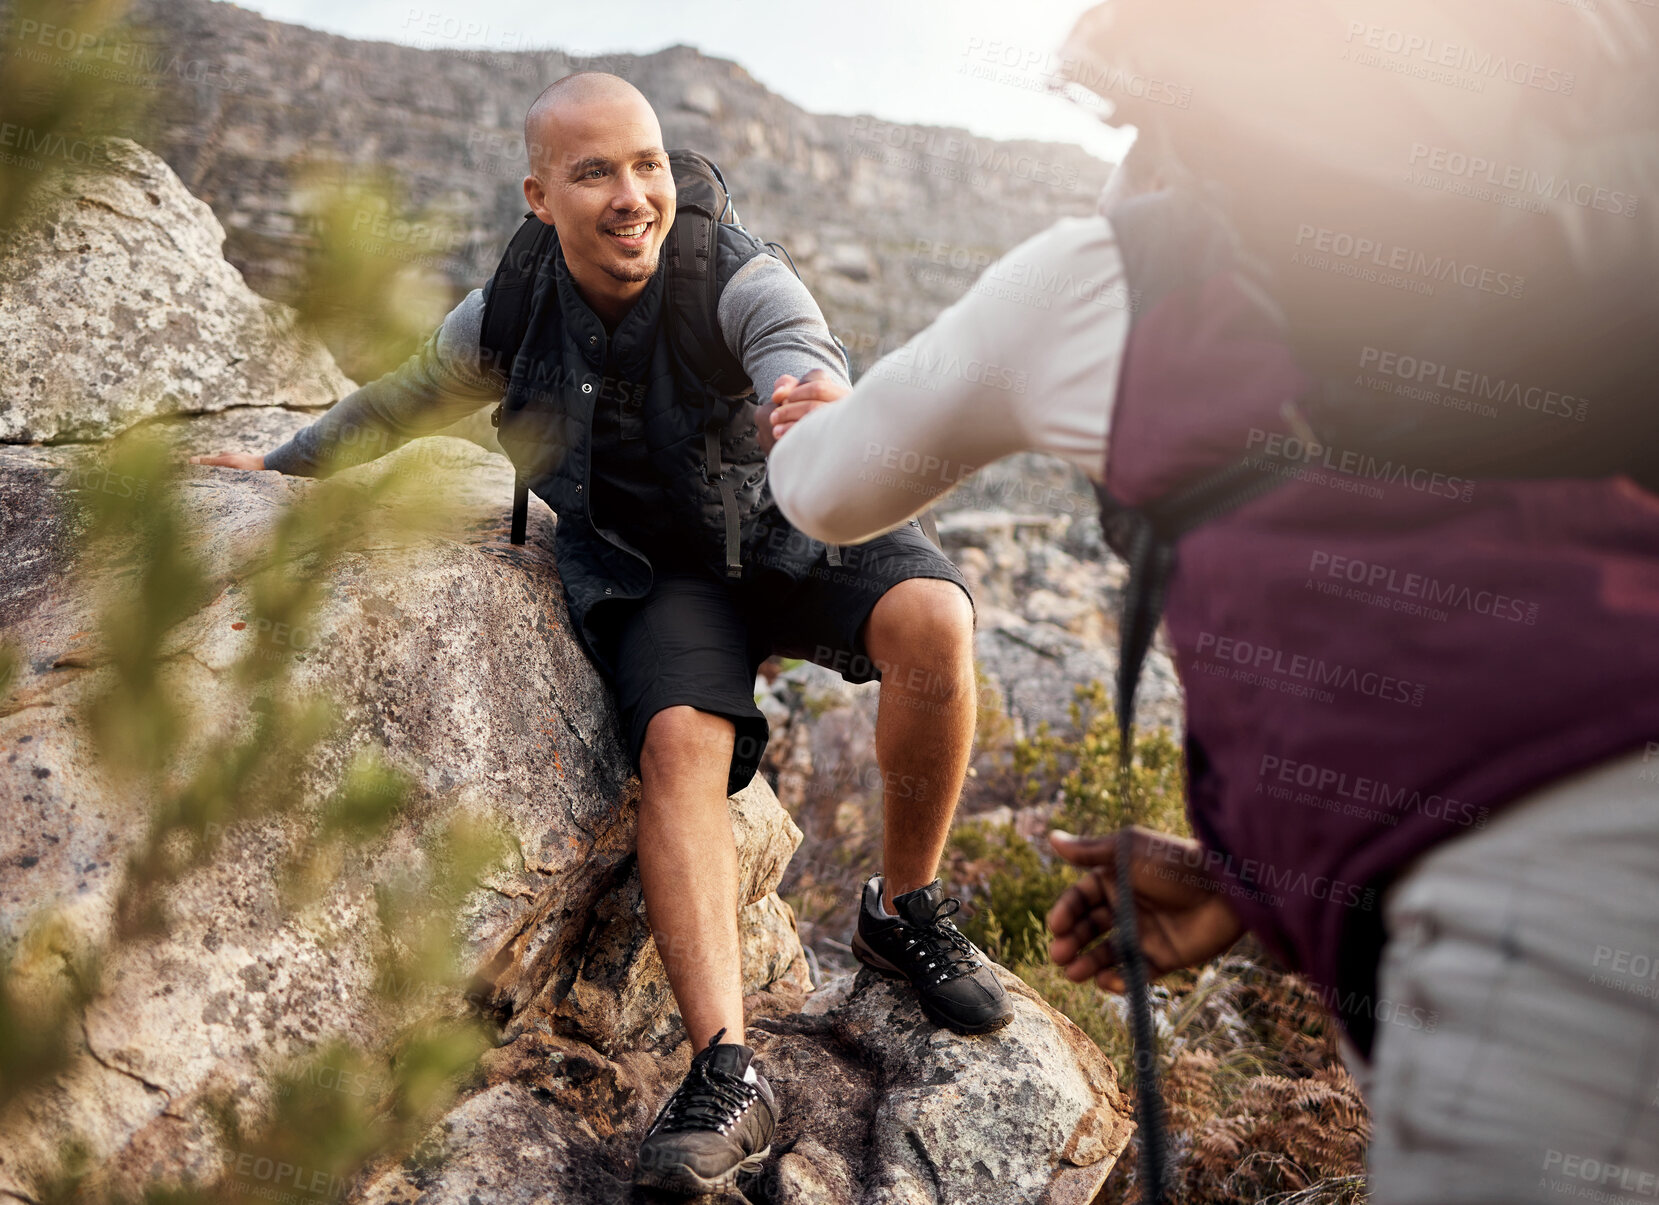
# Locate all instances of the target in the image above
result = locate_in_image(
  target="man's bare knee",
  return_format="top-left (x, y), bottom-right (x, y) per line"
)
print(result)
top-left (864, 579), bottom-right (974, 671)
top-left (640, 705), bottom-right (735, 788)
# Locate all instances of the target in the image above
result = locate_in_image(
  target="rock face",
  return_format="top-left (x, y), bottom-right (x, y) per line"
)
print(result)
top-left (355, 971), bottom-right (1130, 1205)
top-left (0, 406), bottom-right (816, 1198)
top-left (0, 139), bottom-right (353, 443)
top-left (0, 144), bottom-right (1130, 1203)
top-left (116, 0), bottom-right (1113, 378)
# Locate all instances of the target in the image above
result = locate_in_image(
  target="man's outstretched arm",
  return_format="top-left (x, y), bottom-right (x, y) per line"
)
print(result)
top-left (716, 251), bottom-right (850, 411)
top-left (193, 290), bottom-right (504, 475)
top-left (767, 216), bottom-right (1127, 544)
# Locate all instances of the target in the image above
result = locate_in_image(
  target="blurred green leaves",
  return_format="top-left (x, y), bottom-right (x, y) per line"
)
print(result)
top-left (951, 681), bottom-right (1189, 1074)
top-left (1013, 679), bottom-right (1188, 836)
top-left (289, 173), bottom-right (468, 380)
top-left (0, 422), bottom-right (508, 1200)
top-left (0, 6), bottom-right (505, 1195)
top-left (0, 388), bottom-right (497, 1202)
top-left (0, 0), bottom-right (152, 236)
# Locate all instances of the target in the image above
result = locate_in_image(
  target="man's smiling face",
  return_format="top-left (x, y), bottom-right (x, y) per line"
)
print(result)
top-left (523, 75), bottom-right (676, 306)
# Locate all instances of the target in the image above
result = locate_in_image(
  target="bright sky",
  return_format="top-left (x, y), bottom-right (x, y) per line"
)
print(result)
top-left (227, 0), bottom-right (1133, 162)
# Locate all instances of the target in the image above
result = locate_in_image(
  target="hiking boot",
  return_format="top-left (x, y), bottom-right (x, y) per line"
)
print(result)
top-left (851, 875), bottom-right (1014, 1035)
top-left (633, 1028), bottom-right (776, 1195)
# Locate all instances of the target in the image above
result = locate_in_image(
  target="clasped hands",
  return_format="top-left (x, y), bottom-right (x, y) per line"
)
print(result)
top-left (758, 369), bottom-right (848, 455)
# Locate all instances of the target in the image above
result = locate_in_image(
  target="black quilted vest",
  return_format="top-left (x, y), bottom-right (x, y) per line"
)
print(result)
top-left (493, 230), bottom-right (808, 667)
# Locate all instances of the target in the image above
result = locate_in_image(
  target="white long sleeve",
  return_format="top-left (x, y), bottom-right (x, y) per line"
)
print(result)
top-left (768, 215), bottom-right (1131, 544)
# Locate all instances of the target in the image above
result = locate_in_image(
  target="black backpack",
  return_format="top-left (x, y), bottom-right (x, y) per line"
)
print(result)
top-left (476, 149), bottom-right (943, 560)
top-left (482, 149), bottom-right (762, 546)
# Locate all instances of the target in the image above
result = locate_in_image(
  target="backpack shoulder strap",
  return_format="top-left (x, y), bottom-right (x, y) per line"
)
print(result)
top-left (664, 149), bottom-right (757, 398)
top-left (481, 212), bottom-right (557, 545)
top-left (480, 212), bottom-right (557, 378)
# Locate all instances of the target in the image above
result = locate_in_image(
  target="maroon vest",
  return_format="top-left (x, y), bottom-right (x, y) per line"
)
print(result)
top-left (1102, 205), bottom-right (1659, 1053)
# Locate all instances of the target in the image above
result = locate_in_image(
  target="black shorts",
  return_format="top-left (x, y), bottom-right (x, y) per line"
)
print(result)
top-left (596, 518), bottom-right (972, 796)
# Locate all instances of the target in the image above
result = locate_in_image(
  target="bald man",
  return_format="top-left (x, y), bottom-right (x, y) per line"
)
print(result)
top-left (192, 73), bottom-right (1010, 1196)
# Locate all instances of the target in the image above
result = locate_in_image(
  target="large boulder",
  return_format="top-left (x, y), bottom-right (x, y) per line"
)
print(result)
top-left (0, 139), bottom-right (353, 443)
top-left (0, 142), bottom-right (1131, 1204)
top-left (354, 969), bottom-right (1131, 1205)
top-left (0, 414), bottom-right (813, 1200)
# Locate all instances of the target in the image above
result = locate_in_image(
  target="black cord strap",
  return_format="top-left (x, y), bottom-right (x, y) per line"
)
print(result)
top-left (1106, 453), bottom-right (1289, 1204)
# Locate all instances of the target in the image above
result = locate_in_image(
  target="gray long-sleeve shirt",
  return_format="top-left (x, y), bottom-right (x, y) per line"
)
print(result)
top-left (264, 252), bottom-right (848, 477)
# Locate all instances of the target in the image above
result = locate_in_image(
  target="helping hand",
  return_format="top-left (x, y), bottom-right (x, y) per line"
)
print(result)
top-left (758, 368), bottom-right (849, 454)
top-left (1047, 826), bottom-right (1247, 994)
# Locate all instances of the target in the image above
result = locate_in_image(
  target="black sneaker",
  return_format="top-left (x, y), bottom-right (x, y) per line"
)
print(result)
top-left (633, 1029), bottom-right (776, 1195)
top-left (851, 875), bottom-right (1014, 1035)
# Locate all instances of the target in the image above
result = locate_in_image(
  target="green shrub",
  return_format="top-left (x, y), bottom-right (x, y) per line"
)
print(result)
top-left (953, 680), bottom-right (1188, 979)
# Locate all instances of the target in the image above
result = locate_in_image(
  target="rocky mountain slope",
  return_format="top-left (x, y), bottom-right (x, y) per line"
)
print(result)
top-left (0, 137), bottom-right (1132, 1205)
top-left (91, 0), bottom-right (1179, 742)
top-left (119, 0), bottom-right (1114, 377)
top-left (13, 0), bottom-right (1180, 995)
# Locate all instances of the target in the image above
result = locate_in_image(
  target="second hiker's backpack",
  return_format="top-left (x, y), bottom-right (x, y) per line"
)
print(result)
top-left (1058, 0), bottom-right (1659, 742)
top-left (1057, 13), bottom-right (1659, 1200)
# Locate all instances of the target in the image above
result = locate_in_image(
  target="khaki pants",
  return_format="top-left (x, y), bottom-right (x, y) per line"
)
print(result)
top-left (1360, 750), bottom-right (1659, 1204)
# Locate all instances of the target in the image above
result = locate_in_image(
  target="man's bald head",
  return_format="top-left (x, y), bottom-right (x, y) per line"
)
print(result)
top-left (519, 71), bottom-right (675, 316)
top-left (524, 72), bottom-right (659, 177)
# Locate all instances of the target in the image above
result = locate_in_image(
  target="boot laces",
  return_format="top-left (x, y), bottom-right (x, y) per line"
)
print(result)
top-left (653, 1029), bottom-right (759, 1136)
top-left (900, 896), bottom-right (981, 985)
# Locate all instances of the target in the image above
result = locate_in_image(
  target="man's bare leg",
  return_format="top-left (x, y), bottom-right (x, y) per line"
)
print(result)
top-left (861, 578), bottom-right (978, 908)
top-left (637, 704), bottom-right (746, 1048)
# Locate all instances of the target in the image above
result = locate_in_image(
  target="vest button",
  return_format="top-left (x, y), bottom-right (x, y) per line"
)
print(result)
top-left (582, 382), bottom-right (594, 394)
top-left (575, 484), bottom-right (582, 492)
top-left (588, 335), bottom-right (597, 345)
top-left (604, 587), bottom-right (612, 595)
